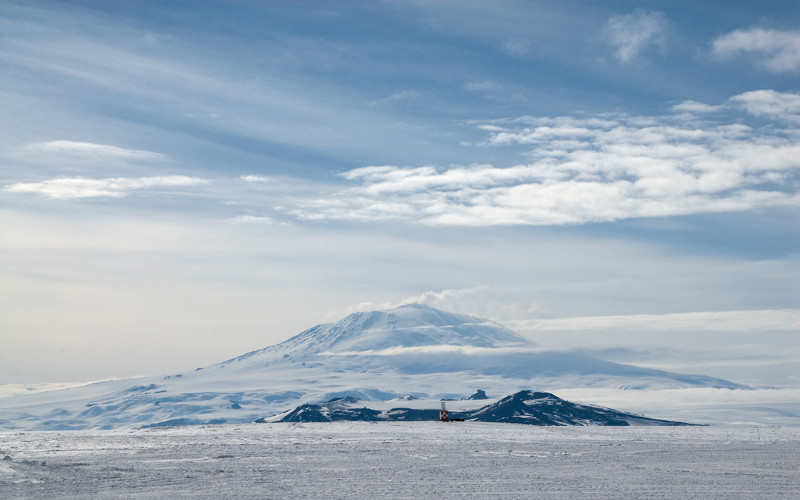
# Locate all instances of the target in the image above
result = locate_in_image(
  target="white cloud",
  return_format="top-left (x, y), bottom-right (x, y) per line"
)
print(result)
top-left (27, 140), bottom-right (167, 161)
top-left (670, 100), bottom-right (722, 114)
top-left (712, 27), bottom-right (800, 73)
top-left (728, 89), bottom-right (800, 122)
top-left (226, 215), bottom-right (275, 225)
top-left (403, 288), bottom-right (545, 321)
top-left (5, 175), bottom-right (210, 200)
top-left (294, 196), bottom-right (418, 223)
top-left (341, 287), bottom-right (493, 315)
top-left (671, 89), bottom-right (800, 123)
top-left (602, 10), bottom-right (668, 64)
top-left (240, 175), bottom-right (271, 183)
top-left (335, 287), bottom-right (546, 325)
top-left (292, 90), bottom-right (800, 226)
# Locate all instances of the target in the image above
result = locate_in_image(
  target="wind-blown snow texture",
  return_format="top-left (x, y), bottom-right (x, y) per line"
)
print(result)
top-left (0, 304), bottom-right (762, 430)
top-left (2, 424), bottom-right (798, 499)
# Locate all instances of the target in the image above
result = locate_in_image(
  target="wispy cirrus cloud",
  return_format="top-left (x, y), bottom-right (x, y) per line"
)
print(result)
top-left (5, 175), bottom-right (209, 200)
top-left (508, 309), bottom-right (800, 334)
top-left (712, 27), bottom-right (800, 73)
top-left (368, 90), bottom-right (419, 108)
top-left (502, 39), bottom-right (530, 58)
top-left (466, 80), bottom-right (502, 92)
top-left (601, 10), bottom-right (668, 64)
top-left (27, 140), bottom-right (168, 161)
top-left (292, 90), bottom-right (800, 226)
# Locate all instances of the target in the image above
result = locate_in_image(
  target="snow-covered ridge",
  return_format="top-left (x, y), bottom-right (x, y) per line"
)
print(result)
top-left (266, 390), bottom-right (693, 426)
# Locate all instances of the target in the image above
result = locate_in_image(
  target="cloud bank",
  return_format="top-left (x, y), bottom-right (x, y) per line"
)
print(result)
top-left (293, 90), bottom-right (800, 226)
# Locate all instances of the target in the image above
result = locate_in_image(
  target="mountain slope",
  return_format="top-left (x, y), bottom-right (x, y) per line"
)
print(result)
top-left (222, 304), bottom-right (532, 364)
top-left (466, 390), bottom-right (687, 426)
top-left (0, 304), bottom-right (748, 430)
top-left (267, 390), bottom-right (691, 426)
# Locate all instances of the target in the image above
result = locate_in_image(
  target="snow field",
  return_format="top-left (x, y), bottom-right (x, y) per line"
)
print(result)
top-left (1, 423), bottom-right (798, 499)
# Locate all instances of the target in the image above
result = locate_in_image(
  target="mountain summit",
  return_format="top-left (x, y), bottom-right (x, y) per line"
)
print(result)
top-left (285, 303), bottom-right (533, 351)
top-left (0, 304), bottom-right (746, 430)
top-left (225, 303), bottom-right (532, 364)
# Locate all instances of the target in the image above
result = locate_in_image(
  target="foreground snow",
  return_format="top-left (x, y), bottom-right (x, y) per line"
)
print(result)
top-left (1, 423), bottom-right (798, 499)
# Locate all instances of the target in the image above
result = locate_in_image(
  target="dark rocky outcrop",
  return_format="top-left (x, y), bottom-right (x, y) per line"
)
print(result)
top-left (262, 390), bottom-right (692, 426)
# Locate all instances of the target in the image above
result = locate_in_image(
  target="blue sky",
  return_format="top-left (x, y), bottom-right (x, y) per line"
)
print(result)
top-left (1, 1), bottom-right (798, 386)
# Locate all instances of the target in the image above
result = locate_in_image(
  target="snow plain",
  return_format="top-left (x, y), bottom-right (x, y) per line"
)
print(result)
top-left (2, 423), bottom-right (798, 499)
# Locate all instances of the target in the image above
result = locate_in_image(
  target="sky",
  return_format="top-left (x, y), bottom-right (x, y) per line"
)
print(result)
top-left (1, 0), bottom-right (798, 387)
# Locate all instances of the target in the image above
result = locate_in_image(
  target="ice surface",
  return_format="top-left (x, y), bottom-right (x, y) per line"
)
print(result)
top-left (1, 423), bottom-right (798, 499)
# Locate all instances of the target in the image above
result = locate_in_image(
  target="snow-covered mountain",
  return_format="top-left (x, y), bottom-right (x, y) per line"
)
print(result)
top-left (0, 304), bottom-right (747, 430)
top-left (241, 304), bottom-right (532, 355)
top-left (215, 304), bottom-right (744, 388)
